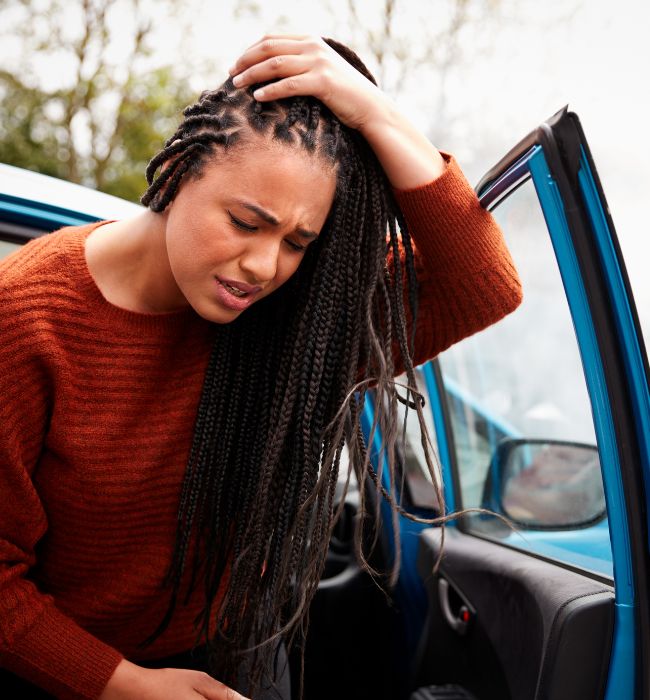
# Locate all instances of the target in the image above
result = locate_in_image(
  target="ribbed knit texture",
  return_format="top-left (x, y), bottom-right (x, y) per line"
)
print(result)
top-left (0, 154), bottom-right (521, 699)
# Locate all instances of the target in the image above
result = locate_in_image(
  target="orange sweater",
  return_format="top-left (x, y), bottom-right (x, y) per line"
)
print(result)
top-left (0, 156), bottom-right (522, 699)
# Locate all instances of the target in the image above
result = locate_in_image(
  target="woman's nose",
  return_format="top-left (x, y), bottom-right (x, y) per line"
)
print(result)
top-left (239, 237), bottom-right (280, 285)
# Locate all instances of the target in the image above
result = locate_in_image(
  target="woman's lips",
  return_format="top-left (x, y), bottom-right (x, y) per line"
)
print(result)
top-left (217, 277), bottom-right (262, 295)
top-left (214, 277), bottom-right (261, 311)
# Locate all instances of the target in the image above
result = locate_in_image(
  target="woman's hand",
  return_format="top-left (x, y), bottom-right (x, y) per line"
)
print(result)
top-left (228, 34), bottom-right (446, 190)
top-left (228, 34), bottom-right (387, 132)
top-left (99, 659), bottom-right (249, 700)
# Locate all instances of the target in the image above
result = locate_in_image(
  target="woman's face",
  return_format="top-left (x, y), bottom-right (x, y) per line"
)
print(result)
top-left (163, 137), bottom-right (337, 323)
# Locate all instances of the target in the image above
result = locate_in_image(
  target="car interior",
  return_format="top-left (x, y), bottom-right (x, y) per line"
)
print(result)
top-left (296, 450), bottom-right (615, 700)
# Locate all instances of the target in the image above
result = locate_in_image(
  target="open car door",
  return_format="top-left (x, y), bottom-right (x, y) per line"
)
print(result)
top-left (401, 107), bottom-right (650, 700)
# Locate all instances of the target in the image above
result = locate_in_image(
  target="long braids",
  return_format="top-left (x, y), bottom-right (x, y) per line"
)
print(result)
top-left (140, 39), bottom-right (446, 697)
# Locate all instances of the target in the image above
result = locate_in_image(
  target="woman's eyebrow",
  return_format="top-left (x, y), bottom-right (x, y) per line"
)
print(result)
top-left (241, 202), bottom-right (318, 240)
top-left (242, 202), bottom-right (279, 225)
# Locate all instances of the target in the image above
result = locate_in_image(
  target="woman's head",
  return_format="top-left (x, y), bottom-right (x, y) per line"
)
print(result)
top-left (142, 80), bottom-right (345, 323)
top-left (140, 40), bottom-right (376, 324)
top-left (142, 37), bottom-right (378, 214)
top-left (141, 40), bottom-right (440, 697)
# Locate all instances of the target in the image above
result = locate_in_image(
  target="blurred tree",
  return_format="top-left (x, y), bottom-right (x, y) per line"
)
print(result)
top-left (0, 0), bottom-right (195, 202)
top-left (329, 0), bottom-right (505, 145)
top-left (324, 0), bottom-right (580, 163)
top-left (234, 0), bottom-right (510, 152)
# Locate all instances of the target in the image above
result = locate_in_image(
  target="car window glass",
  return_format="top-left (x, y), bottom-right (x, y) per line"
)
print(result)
top-left (0, 240), bottom-right (21, 259)
top-left (436, 178), bottom-right (613, 578)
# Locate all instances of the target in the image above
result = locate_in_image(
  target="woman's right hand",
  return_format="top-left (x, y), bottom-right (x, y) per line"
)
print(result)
top-left (99, 659), bottom-right (249, 700)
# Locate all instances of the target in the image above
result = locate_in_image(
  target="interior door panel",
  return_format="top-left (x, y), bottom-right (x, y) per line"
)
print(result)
top-left (415, 528), bottom-right (614, 700)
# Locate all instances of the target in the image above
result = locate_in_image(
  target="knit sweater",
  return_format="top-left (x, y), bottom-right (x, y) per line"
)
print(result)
top-left (0, 155), bottom-right (522, 699)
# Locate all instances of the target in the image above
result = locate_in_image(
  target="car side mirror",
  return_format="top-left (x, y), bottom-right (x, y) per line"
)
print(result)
top-left (490, 438), bottom-right (606, 529)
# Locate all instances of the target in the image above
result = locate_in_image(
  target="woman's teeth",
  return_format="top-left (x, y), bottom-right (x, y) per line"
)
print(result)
top-left (223, 282), bottom-right (247, 297)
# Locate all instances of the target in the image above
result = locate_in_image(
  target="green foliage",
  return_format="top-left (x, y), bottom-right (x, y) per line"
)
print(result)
top-left (0, 0), bottom-right (197, 203)
top-left (0, 71), bottom-right (71, 181)
top-left (95, 68), bottom-right (195, 202)
top-left (0, 66), bottom-right (193, 202)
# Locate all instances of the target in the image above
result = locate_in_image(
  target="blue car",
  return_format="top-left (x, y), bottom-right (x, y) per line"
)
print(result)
top-left (1, 107), bottom-right (647, 700)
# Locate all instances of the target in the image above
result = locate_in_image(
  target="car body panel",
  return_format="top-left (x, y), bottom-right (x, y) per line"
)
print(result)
top-left (0, 163), bottom-right (140, 238)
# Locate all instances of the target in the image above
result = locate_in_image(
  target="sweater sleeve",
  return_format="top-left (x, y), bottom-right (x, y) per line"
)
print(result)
top-left (0, 280), bottom-right (123, 699)
top-left (391, 153), bottom-right (523, 370)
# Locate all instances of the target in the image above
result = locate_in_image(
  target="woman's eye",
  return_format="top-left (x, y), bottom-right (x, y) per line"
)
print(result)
top-left (286, 240), bottom-right (307, 253)
top-left (228, 212), bottom-right (257, 232)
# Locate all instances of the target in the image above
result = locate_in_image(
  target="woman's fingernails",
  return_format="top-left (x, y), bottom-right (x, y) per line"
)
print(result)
top-left (228, 65), bottom-right (237, 75)
top-left (253, 88), bottom-right (265, 99)
top-left (232, 74), bottom-right (243, 87)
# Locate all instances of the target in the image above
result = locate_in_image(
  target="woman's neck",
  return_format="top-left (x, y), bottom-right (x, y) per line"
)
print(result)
top-left (84, 209), bottom-right (190, 314)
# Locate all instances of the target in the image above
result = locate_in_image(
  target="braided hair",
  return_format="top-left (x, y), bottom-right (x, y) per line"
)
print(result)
top-left (140, 38), bottom-right (444, 697)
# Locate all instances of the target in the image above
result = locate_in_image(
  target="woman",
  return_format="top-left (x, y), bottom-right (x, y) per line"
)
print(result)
top-left (0, 36), bottom-right (522, 699)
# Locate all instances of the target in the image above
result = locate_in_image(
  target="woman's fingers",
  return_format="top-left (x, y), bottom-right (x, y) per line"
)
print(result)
top-left (227, 33), bottom-right (384, 130)
top-left (98, 662), bottom-right (250, 700)
top-left (229, 37), bottom-right (313, 77)
top-left (231, 54), bottom-right (312, 91)
top-left (250, 74), bottom-right (322, 102)
top-left (241, 33), bottom-right (311, 53)
top-left (193, 672), bottom-right (249, 700)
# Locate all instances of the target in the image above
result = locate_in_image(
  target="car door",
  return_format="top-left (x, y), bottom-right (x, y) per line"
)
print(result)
top-left (389, 107), bottom-right (650, 700)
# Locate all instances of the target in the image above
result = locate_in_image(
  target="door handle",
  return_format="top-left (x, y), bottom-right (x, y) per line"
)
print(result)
top-left (438, 577), bottom-right (473, 635)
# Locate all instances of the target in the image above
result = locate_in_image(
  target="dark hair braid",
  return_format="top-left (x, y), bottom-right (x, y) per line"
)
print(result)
top-left (139, 38), bottom-right (446, 697)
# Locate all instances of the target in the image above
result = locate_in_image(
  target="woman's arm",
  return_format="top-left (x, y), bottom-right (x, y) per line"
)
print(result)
top-left (390, 155), bottom-right (523, 368)
top-left (0, 243), bottom-right (247, 700)
top-left (230, 35), bottom-right (523, 368)
top-left (0, 255), bottom-right (127, 699)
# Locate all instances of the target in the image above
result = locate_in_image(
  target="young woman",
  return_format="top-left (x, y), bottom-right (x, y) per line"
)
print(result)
top-left (0, 36), bottom-right (522, 700)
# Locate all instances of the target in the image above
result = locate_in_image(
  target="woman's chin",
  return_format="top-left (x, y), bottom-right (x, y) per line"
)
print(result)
top-left (190, 297), bottom-right (246, 324)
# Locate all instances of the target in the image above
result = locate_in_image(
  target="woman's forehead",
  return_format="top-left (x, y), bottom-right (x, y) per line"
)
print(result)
top-left (195, 138), bottom-right (337, 224)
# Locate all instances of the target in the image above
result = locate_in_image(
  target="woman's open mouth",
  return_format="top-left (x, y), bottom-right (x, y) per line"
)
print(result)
top-left (221, 280), bottom-right (247, 297)
top-left (214, 276), bottom-right (262, 311)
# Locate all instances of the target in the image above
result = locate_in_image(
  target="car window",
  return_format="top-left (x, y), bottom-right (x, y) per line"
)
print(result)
top-left (436, 178), bottom-right (613, 577)
top-left (0, 240), bottom-right (21, 260)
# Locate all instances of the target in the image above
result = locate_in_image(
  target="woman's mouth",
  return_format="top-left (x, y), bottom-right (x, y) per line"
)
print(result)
top-left (221, 281), bottom-right (247, 298)
top-left (214, 277), bottom-right (262, 311)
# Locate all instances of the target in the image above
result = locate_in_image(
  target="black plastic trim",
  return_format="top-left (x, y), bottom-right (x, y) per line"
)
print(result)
top-left (460, 527), bottom-right (614, 588)
top-left (417, 527), bottom-right (614, 700)
top-left (0, 222), bottom-right (47, 243)
top-left (475, 105), bottom-right (569, 198)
